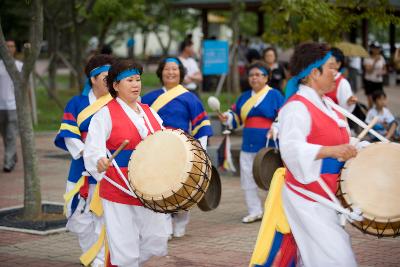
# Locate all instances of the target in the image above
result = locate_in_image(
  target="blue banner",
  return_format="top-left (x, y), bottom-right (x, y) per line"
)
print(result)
top-left (202, 40), bottom-right (229, 75)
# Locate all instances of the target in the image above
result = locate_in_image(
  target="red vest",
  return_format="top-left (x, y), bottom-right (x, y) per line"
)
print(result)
top-left (100, 99), bottom-right (162, 205)
top-left (285, 94), bottom-right (349, 201)
top-left (325, 74), bottom-right (343, 104)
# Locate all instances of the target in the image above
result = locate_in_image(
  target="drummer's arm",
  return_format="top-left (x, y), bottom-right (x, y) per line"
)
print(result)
top-left (279, 101), bottom-right (322, 184)
top-left (83, 107), bottom-right (111, 181)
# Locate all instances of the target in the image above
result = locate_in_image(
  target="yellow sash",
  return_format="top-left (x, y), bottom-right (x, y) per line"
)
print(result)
top-left (249, 168), bottom-right (291, 266)
top-left (63, 176), bottom-right (85, 215)
top-left (240, 86), bottom-right (271, 123)
top-left (151, 85), bottom-right (188, 112)
top-left (80, 225), bottom-right (106, 266)
top-left (77, 93), bottom-right (113, 127)
top-left (90, 183), bottom-right (104, 216)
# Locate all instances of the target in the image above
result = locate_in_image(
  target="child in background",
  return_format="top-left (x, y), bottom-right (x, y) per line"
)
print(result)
top-left (366, 90), bottom-right (399, 141)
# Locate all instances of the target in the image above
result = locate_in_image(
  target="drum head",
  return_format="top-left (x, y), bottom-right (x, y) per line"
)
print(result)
top-left (341, 142), bottom-right (400, 223)
top-left (128, 130), bottom-right (194, 200)
top-left (197, 166), bottom-right (221, 211)
top-left (253, 148), bottom-right (283, 191)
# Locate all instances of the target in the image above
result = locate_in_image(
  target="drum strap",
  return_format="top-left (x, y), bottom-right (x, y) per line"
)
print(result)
top-left (286, 182), bottom-right (363, 223)
top-left (105, 149), bottom-right (137, 197)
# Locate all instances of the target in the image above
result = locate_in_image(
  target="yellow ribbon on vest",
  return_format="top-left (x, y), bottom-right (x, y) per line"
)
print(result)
top-left (240, 85), bottom-right (271, 123)
top-left (151, 85), bottom-right (188, 112)
top-left (90, 183), bottom-right (103, 216)
top-left (80, 225), bottom-right (106, 266)
top-left (77, 93), bottom-right (113, 127)
top-left (249, 168), bottom-right (291, 267)
top-left (63, 176), bottom-right (85, 215)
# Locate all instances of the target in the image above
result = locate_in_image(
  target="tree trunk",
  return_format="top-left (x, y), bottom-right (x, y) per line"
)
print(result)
top-left (230, 0), bottom-right (240, 94)
top-left (98, 17), bottom-right (113, 51)
top-left (0, 0), bottom-right (43, 219)
top-left (70, 0), bottom-right (84, 91)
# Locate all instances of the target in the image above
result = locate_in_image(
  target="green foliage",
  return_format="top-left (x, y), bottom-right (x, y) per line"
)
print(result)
top-left (261, 0), bottom-right (400, 47)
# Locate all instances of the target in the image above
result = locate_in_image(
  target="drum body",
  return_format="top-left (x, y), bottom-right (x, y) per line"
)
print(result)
top-left (253, 147), bottom-right (283, 191)
top-left (128, 129), bottom-right (212, 213)
top-left (338, 142), bottom-right (400, 237)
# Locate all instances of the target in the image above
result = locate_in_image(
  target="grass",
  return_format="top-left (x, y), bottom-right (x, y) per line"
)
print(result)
top-left (33, 73), bottom-right (240, 132)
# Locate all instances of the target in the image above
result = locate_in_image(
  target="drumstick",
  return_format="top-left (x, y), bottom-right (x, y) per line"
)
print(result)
top-left (108, 139), bottom-right (129, 164)
top-left (356, 116), bottom-right (379, 142)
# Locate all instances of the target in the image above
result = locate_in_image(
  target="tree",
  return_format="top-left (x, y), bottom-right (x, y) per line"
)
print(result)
top-left (0, 0), bottom-right (43, 219)
top-left (261, 0), bottom-right (400, 47)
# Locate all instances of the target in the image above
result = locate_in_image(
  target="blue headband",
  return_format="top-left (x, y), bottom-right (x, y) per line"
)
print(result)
top-left (258, 67), bottom-right (269, 76)
top-left (165, 58), bottom-right (180, 65)
top-left (285, 51), bottom-right (332, 101)
top-left (82, 65), bottom-right (111, 96)
top-left (114, 68), bottom-right (140, 82)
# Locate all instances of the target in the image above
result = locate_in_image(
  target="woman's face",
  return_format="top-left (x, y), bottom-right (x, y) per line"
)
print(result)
top-left (162, 62), bottom-right (180, 88)
top-left (248, 67), bottom-right (268, 92)
top-left (264, 50), bottom-right (276, 64)
top-left (315, 57), bottom-right (336, 94)
top-left (91, 71), bottom-right (109, 96)
top-left (113, 74), bottom-right (141, 103)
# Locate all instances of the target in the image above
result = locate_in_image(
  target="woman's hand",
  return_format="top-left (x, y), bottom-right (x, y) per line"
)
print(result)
top-left (97, 157), bottom-right (110, 173)
top-left (218, 113), bottom-right (228, 123)
top-left (317, 144), bottom-right (357, 161)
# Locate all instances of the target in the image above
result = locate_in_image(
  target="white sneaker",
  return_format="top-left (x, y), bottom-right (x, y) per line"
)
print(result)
top-left (242, 213), bottom-right (263, 224)
top-left (173, 229), bottom-right (185, 238)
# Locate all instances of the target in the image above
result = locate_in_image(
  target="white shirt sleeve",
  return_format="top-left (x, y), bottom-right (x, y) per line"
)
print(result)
top-left (198, 136), bottom-right (208, 150)
top-left (83, 107), bottom-right (112, 181)
top-left (65, 138), bottom-right (84, 160)
top-left (365, 109), bottom-right (375, 124)
top-left (278, 101), bottom-right (323, 184)
top-left (384, 108), bottom-right (395, 123)
top-left (337, 78), bottom-right (355, 113)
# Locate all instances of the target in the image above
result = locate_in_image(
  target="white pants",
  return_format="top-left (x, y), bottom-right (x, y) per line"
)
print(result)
top-left (282, 185), bottom-right (357, 267)
top-left (66, 183), bottom-right (104, 266)
top-left (240, 151), bottom-right (263, 216)
top-left (102, 199), bottom-right (169, 267)
top-left (171, 211), bottom-right (190, 236)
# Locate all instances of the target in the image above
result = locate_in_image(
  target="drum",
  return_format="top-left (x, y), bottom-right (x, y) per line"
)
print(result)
top-left (253, 147), bottom-right (283, 191)
top-left (128, 129), bottom-right (212, 213)
top-left (197, 166), bottom-right (222, 211)
top-left (338, 142), bottom-right (400, 237)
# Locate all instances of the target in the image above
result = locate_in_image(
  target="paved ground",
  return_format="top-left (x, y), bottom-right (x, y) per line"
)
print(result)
top-left (0, 86), bottom-right (400, 266)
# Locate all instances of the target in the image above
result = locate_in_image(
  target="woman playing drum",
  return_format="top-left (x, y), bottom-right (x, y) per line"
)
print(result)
top-left (219, 61), bottom-right (284, 223)
top-left (83, 59), bottom-right (169, 266)
top-left (279, 42), bottom-right (358, 266)
top-left (141, 57), bottom-right (213, 238)
top-left (54, 54), bottom-right (115, 267)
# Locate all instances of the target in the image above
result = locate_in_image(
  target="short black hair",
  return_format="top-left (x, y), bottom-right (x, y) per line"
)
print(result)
top-left (84, 54), bottom-right (115, 86)
top-left (290, 42), bottom-right (331, 78)
top-left (331, 47), bottom-right (345, 69)
top-left (372, 90), bottom-right (386, 103)
top-left (106, 59), bottom-right (143, 98)
top-left (179, 39), bottom-right (193, 53)
top-left (156, 57), bottom-right (186, 85)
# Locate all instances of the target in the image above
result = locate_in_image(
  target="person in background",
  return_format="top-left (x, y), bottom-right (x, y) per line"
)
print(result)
top-left (0, 39), bottom-right (22, 173)
top-left (179, 39), bottom-right (202, 97)
top-left (363, 42), bottom-right (387, 109)
top-left (366, 90), bottom-right (399, 141)
top-left (141, 57), bottom-right (212, 238)
top-left (262, 47), bottom-right (287, 93)
top-left (325, 47), bottom-right (357, 112)
top-left (219, 61), bottom-right (284, 224)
